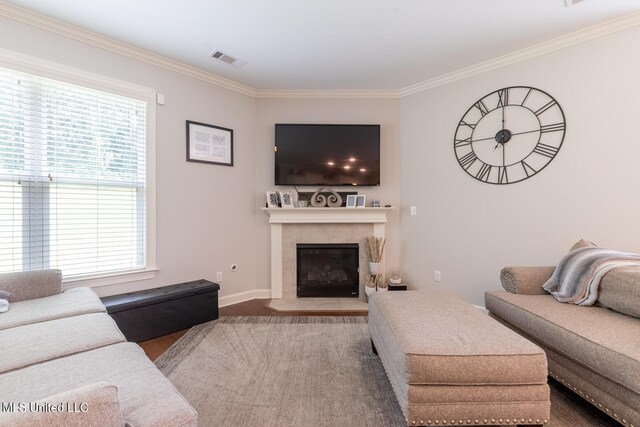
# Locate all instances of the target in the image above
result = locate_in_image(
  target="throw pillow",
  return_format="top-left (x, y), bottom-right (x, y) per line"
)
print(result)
top-left (570, 239), bottom-right (597, 251)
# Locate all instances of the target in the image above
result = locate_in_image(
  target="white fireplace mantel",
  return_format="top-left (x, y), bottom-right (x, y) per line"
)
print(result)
top-left (262, 207), bottom-right (394, 299)
top-left (262, 207), bottom-right (393, 224)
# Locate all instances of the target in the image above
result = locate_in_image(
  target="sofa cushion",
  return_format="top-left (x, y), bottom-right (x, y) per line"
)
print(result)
top-left (0, 269), bottom-right (62, 302)
top-left (0, 342), bottom-right (197, 427)
top-left (0, 382), bottom-right (124, 427)
top-left (485, 290), bottom-right (640, 395)
top-left (370, 290), bottom-right (548, 386)
top-left (598, 266), bottom-right (640, 318)
top-left (0, 313), bottom-right (125, 374)
top-left (0, 287), bottom-right (105, 331)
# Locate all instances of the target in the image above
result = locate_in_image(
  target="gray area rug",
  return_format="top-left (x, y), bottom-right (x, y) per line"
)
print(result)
top-left (155, 316), bottom-right (405, 427)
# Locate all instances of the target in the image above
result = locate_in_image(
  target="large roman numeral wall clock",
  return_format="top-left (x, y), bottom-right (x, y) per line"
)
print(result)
top-left (454, 86), bottom-right (566, 184)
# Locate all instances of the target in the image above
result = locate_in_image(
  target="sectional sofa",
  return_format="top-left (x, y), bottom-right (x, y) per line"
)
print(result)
top-left (0, 269), bottom-right (197, 426)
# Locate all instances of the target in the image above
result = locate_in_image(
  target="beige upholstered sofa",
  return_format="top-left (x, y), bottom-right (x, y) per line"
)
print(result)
top-left (485, 266), bottom-right (640, 427)
top-left (0, 269), bottom-right (197, 426)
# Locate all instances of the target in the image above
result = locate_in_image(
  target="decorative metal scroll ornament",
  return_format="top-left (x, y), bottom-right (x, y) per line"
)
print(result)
top-left (310, 187), bottom-right (342, 207)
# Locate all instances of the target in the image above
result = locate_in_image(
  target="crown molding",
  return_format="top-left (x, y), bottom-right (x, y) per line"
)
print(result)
top-left (254, 89), bottom-right (400, 99)
top-left (399, 11), bottom-right (640, 97)
top-left (2, 3), bottom-right (640, 100)
top-left (0, 2), bottom-right (258, 97)
top-left (0, 3), bottom-right (393, 100)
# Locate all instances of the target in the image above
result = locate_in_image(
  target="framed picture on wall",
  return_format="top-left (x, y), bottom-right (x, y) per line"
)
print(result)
top-left (355, 195), bottom-right (366, 208)
top-left (186, 120), bottom-right (233, 166)
top-left (346, 195), bottom-right (357, 208)
top-left (279, 191), bottom-right (295, 208)
top-left (266, 191), bottom-right (280, 208)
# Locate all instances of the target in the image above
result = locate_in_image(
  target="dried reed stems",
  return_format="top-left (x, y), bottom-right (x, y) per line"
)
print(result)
top-left (365, 236), bottom-right (386, 263)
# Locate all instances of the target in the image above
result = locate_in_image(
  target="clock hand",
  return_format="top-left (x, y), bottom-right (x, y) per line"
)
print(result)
top-left (503, 141), bottom-right (506, 166)
top-left (476, 128), bottom-right (539, 145)
top-left (492, 128), bottom-right (542, 149)
top-left (473, 135), bottom-right (500, 143)
top-left (510, 129), bottom-right (541, 137)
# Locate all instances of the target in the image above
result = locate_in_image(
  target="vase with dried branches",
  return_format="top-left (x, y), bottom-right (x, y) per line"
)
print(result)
top-left (365, 236), bottom-right (385, 273)
top-left (364, 236), bottom-right (387, 295)
top-left (364, 274), bottom-right (387, 296)
top-left (365, 236), bottom-right (385, 262)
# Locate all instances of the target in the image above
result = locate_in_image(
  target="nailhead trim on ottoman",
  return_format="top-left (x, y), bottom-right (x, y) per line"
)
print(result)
top-left (369, 290), bottom-right (550, 427)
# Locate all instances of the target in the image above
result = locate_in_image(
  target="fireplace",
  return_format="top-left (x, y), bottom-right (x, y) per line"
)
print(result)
top-left (296, 243), bottom-right (359, 298)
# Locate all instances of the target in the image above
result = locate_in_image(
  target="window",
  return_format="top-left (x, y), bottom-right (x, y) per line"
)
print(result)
top-left (0, 65), bottom-right (153, 281)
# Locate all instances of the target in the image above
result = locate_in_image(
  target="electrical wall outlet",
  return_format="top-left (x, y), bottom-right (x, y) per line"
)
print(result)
top-left (434, 270), bottom-right (442, 282)
top-left (216, 271), bottom-right (223, 282)
top-left (410, 206), bottom-right (417, 216)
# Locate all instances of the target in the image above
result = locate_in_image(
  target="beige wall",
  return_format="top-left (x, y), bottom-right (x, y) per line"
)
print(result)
top-left (399, 25), bottom-right (640, 306)
top-left (0, 16), bottom-right (259, 300)
top-left (4, 13), bottom-right (640, 307)
top-left (254, 98), bottom-right (401, 291)
top-left (0, 17), bottom-right (401, 301)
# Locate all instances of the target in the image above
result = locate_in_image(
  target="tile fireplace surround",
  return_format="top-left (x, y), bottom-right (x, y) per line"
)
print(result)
top-left (262, 207), bottom-right (393, 300)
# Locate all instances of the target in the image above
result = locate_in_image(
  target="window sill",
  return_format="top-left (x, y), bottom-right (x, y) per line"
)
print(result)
top-left (63, 267), bottom-right (159, 289)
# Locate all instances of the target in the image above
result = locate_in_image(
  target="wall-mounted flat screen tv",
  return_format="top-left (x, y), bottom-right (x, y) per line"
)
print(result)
top-left (275, 124), bottom-right (380, 186)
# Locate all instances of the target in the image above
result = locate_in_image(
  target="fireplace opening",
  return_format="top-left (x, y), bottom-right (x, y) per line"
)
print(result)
top-left (296, 243), bottom-right (359, 298)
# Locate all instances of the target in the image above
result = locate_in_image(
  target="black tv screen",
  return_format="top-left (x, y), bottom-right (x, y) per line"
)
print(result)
top-left (275, 124), bottom-right (380, 186)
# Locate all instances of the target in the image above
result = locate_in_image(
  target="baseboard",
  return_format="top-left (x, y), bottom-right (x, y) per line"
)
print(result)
top-left (474, 304), bottom-right (488, 313)
top-left (219, 289), bottom-right (271, 308)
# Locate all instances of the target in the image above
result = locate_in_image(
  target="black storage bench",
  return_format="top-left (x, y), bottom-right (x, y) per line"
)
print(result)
top-left (101, 279), bottom-right (220, 343)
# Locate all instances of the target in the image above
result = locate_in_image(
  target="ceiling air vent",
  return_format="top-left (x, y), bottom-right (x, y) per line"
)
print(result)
top-left (210, 50), bottom-right (247, 68)
top-left (564, 0), bottom-right (584, 6)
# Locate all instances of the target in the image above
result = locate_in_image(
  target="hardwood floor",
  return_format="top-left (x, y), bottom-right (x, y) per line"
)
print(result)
top-left (138, 298), bottom-right (621, 426)
top-left (138, 329), bottom-right (189, 361)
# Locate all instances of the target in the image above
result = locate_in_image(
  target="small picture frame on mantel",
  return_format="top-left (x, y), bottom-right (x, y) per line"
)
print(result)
top-left (279, 190), bottom-right (295, 208)
top-left (266, 191), bottom-right (279, 208)
top-left (346, 195), bottom-right (357, 208)
top-left (355, 195), bottom-right (366, 208)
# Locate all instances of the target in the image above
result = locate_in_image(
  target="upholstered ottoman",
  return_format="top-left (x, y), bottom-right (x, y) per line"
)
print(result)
top-left (369, 290), bottom-right (550, 426)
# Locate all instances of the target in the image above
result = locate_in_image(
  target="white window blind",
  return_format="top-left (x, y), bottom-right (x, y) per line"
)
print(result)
top-left (0, 66), bottom-right (147, 278)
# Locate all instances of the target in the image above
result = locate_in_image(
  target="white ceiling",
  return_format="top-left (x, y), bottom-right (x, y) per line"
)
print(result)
top-left (5, 0), bottom-right (640, 91)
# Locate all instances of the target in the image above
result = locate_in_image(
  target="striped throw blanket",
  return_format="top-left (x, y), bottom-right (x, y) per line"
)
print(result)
top-left (543, 247), bottom-right (640, 306)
